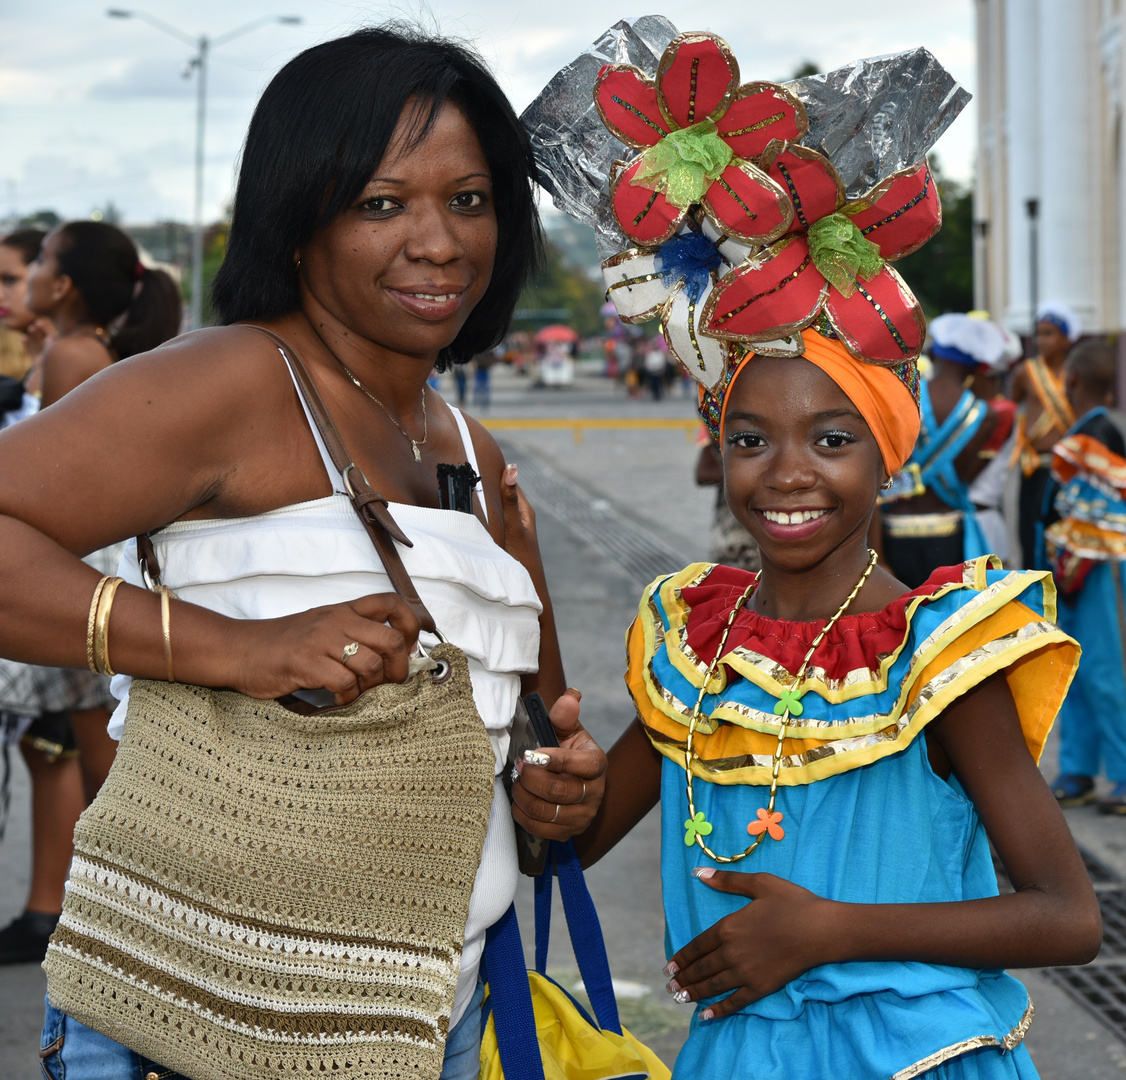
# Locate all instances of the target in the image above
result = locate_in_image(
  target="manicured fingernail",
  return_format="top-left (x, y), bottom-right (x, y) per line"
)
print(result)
top-left (691, 867), bottom-right (715, 879)
top-left (665, 979), bottom-right (680, 995)
top-left (524, 750), bottom-right (550, 766)
top-left (505, 464), bottom-right (518, 482)
top-left (673, 989), bottom-right (691, 1004)
top-left (566, 686), bottom-right (582, 701)
top-left (514, 759), bottom-right (524, 775)
top-left (700, 1008), bottom-right (714, 1021)
top-left (664, 961), bottom-right (679, 977)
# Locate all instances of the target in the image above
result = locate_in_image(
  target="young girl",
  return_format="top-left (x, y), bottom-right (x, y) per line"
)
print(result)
top-left (577, 329), bottom-right (1099, 1077)
top-left (532, 25), bottom-right (1101, 1079)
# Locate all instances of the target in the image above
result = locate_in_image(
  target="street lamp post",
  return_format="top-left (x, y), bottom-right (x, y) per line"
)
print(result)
top-left (106, 10), bottom-right (301, 328)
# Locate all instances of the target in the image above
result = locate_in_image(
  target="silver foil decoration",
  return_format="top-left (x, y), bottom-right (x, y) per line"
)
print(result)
top-left (520, 16), bottom-right (678, 259)
top-left (522, 20), bottom-right (970, 255)
top-left (785, 48), bottom-right (971, 202)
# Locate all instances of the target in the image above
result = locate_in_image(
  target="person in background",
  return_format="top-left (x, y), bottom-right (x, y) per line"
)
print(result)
top-left (0, 229), bottom-right (52, 429)
top-left (879, 313), bottom-right (999, 588)
top-left (1042, 342), bottom-right (1126, 811)
top-left (1010, 303), bottom-right (1080, 568)
top-left (968, 322), bottom-right (1023, 564)
top-left (0, 221), bottom-right (182, 965)
top-left (643, 332), bottom-right (668, 400)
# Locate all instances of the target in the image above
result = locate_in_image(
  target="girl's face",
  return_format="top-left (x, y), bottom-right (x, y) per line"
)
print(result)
top-left (25, 229), bottom-right (68, 318)
top-left (0, 244), bottom-right (36, 331)
top-left (722, 355), bottom-right (885, 572)
top-left (300, 101), bottom-right (497, 364)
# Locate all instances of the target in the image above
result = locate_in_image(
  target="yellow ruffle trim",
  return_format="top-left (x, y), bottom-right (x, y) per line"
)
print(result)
top-left (626, 559), bottom-right (1079, 785)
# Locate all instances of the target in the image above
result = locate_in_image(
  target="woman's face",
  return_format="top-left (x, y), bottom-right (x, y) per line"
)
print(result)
top-left (0, 244), bottom-right (36, 331)
top-left (24, 229), bottom-right (68, 318)
top-left (300, 101), bottom-right (497, 363)
top-left (722, 356), bottom-right (885, 571)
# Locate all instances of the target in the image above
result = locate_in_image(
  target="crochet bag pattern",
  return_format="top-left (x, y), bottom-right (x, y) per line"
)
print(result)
top-left (44, 645), bottom-right (495, 1080)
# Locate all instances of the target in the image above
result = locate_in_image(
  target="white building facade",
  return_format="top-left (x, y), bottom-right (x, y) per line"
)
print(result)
top-left (975, 0), bottom-right (1126, 342)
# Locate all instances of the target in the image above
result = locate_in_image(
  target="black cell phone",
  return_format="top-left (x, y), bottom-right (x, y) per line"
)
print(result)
top-left (503, 692), bottom-right (559, 876)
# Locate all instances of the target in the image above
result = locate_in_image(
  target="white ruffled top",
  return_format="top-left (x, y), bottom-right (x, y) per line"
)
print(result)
top-left (107, 366), bottom-right (541, 1030)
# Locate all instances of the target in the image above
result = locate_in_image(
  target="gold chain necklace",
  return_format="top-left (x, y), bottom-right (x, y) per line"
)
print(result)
top-left (337, 360), bottom-right (428, 462)
top-left (683, 548), bottom-right (879, 863)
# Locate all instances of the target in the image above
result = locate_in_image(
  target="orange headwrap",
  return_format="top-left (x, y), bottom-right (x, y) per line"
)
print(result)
top-left (721, 330), bottom-right (921, 475)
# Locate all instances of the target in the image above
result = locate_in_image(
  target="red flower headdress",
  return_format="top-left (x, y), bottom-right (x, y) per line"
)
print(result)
top-left (594, 30), bottom-right (944, 376)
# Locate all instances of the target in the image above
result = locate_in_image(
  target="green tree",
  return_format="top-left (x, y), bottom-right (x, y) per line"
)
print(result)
top-left (512, 238), bottom-right (605, 337)
top-left (893, 159), bottom-right (973, 317)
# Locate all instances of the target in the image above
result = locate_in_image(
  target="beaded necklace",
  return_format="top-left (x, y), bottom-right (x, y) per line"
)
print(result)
top-left (683, 548), bottom-right (879, 862)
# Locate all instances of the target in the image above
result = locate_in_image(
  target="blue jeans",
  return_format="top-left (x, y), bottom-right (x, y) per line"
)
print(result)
top-left (40, 985), bottom-right (485, 1080)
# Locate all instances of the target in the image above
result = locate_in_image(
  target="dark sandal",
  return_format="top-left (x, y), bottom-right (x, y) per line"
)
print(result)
top-left (1098, 782), bottom-right (1126, 815)
top-left (1050, 774), bottom-right (1097, 807)
top-left (0, 909), bottom-right (59, 965)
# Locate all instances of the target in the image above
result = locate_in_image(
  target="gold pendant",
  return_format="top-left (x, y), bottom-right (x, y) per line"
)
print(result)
top-left (411, 441), bottom-right (422, 463)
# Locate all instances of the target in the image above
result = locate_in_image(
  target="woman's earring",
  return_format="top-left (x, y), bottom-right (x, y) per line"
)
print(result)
top-left (295, 258), bottom-right (301, 272)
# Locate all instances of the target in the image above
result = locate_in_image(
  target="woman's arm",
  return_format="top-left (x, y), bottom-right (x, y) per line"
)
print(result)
top-left (0, 327), bottom-right (421, 702)
top-left (666, 673), bottom-right (1101, 1018)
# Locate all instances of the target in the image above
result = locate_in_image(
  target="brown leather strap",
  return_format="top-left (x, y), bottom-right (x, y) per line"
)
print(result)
top-left (137, 325), bottom-right (439, 636)
top-left (247, 325), bottom-right (438, 635)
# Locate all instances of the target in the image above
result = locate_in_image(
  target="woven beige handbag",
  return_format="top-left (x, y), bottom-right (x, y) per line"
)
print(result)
top-left (44, 330), bottom-right (498, 1080)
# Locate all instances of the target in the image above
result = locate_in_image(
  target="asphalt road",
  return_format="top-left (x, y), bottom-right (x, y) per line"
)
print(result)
top-left (2, 365), bottom-right (1125, 1076)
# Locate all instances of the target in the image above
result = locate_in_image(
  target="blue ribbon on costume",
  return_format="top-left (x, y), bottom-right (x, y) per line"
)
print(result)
top-left (655, 231), bottom-right (724, 304)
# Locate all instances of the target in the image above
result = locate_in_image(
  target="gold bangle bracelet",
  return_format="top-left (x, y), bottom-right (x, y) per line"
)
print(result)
top-left (160, 585), bottom-right (175, 682)
top-left (86, 576), bottom-right (111, 673)
top-left (93, 576), bottom-right (124, 676)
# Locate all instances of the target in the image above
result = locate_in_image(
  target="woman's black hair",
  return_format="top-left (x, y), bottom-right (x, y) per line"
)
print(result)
top-left (211, 25), bottom-right (543, 369)
top-left (0, 229), bottom-right (46, 265)
top-left (54, 221), bottom-right (183, 359)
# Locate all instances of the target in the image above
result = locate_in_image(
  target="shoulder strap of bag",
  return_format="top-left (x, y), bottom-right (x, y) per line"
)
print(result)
top-left (482, 905), bottom-right (547, 1080)
top-left (138, 325), bottom-right (437, 636)
top-left (535, 839), bottom-right (623, 1035)
top-left (248, 326), bottom-right (437, 635)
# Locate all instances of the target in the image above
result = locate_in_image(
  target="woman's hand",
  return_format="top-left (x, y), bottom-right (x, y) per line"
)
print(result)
top-left (222, 593), bottom-right (421, 705)
top-left (511, 688), bottom-right (608, 840)
top-left (663, 870), bottom-right (834, 1019)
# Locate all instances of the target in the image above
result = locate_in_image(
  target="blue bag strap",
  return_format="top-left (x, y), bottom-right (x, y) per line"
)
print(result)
top-left (482, 903), bottom-right (546, 1080)
top-left (535, 839), bottom-right (623, 1035)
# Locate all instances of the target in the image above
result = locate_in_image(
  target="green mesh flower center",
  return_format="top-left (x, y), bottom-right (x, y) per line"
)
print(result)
top-left (631, 119), bottom-right (734, 209)
top-left (806, 213), bottom-right (885, 297)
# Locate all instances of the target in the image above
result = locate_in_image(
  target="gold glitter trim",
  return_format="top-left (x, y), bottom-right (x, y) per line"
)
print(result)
top-left (882, 511), bottom-right (963, 539)
top-left (891, 999), bottom-right (1034, 1080)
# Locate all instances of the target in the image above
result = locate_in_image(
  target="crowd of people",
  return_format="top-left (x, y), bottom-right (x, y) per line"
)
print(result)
top-left (0, 19), bottom-right (1114, 1080)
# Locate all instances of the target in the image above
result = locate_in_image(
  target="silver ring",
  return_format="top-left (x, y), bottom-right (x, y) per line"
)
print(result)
top-left (552, 804), bottom-right (561, 823)
top-left (341, 641), bottom-right (360, 664)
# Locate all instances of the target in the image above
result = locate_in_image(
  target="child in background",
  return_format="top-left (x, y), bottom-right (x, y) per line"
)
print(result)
top-left (1043, 342), bottom-right (1126, 811)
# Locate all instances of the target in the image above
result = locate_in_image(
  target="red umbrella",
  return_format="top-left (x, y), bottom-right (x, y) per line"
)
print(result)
top-left (534, 324), bottom-right (579, 344)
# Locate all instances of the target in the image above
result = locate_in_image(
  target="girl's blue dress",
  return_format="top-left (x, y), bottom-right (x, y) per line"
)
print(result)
top-left (626, 557), bottom-right (1079, 1079)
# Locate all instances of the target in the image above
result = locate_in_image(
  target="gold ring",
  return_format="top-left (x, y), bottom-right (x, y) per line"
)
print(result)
top-left (579, 780), bottom-right (586, 804)
top-left (341, 641), bottom-right (360, 664)
top-left (552, 804), bottom-right (561, 823)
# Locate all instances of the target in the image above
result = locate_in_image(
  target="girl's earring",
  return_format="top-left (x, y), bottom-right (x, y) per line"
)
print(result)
top-left (881, 476), bottom-right (894, 490)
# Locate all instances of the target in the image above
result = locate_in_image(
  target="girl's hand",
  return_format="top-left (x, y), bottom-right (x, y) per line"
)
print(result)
top-left (511, 688), bottom-right (608, 841)
top-left (500, 464), bottom-right (545, 581)
top-left (664, 870), bottom-right (834, 1019)
top-left (222, 593), bottom-right (421, 704)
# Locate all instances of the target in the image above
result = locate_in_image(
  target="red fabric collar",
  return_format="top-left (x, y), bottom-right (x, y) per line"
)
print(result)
top-left (680, 563), bottom-right (966, 679)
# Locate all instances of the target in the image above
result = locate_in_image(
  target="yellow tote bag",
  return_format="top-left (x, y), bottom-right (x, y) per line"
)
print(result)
top-left (479, 841), bottom-right (671, 1080)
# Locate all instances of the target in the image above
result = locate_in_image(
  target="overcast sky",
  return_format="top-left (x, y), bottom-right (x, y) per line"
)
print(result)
top-left (2, 1), bottom-right (976, 226)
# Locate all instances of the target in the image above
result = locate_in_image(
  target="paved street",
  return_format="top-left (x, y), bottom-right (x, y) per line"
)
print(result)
top-left (3, 364), bottom-right (1126, 1075)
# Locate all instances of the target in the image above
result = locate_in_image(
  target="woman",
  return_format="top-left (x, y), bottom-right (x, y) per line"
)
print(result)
top-left (0, 226), bottom-right (180, 965)
top-left (0, 228), bottom-right (51, 389)
top-left (26, 220), bottom-right (181, 407)
top-left (0, 27), bottom-right (605, 1080)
